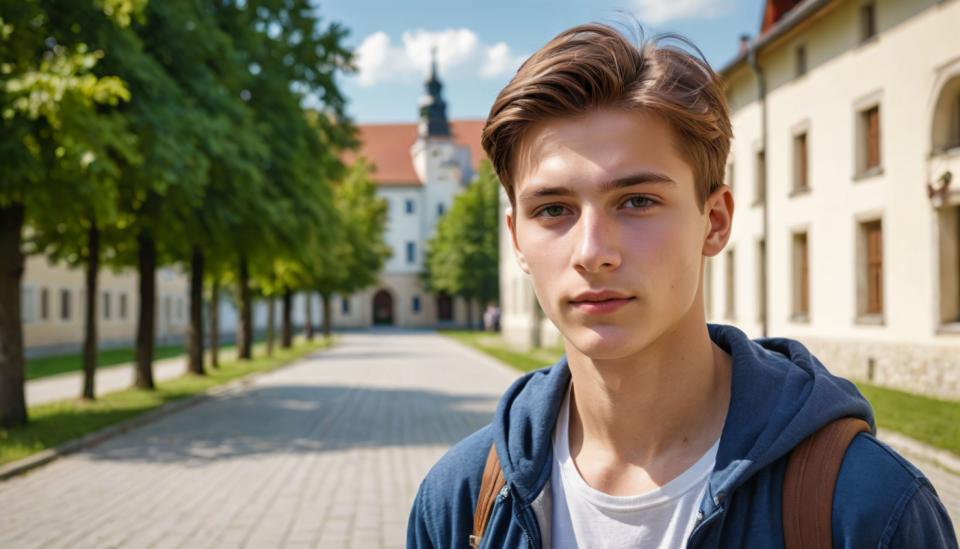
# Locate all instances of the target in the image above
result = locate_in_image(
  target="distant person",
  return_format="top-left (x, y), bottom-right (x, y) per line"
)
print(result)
top-left (483, 303), bottom-right (501, 332)
top-left (407, 22), bottom-right (957, 548)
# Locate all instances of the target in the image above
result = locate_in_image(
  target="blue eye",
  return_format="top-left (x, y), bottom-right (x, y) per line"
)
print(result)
top-left (625, 196), bottom-right (654, 209)
top-left (538, 205), bottom-right (568, 217)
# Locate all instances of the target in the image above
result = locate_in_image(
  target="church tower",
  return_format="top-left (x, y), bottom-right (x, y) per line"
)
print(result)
top-left (418, 48), bottom-right (451, 138)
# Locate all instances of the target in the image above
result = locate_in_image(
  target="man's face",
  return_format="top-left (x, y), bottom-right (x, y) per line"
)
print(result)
top-left (507, 108), bottom-right (731, 360)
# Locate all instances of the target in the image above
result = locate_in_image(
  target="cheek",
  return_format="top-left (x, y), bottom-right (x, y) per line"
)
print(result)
top-left (631, 215), bottom-right (702, 289)
top-left (517, 222), bottom-right (565, 267)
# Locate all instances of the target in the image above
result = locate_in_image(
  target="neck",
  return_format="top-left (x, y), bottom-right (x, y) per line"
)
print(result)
top-left (565, 315), bottom-right (732, 471)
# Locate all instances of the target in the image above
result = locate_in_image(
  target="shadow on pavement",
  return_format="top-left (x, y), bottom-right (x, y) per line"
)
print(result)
top-left (82, 385), bottom-right (501, 466)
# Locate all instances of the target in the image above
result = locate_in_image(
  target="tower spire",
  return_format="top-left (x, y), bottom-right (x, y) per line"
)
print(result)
top-left (419, 44), bottom-right (450, 137)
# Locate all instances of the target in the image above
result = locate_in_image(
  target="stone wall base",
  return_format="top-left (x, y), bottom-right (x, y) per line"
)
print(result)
top-left (800, 336), bottom-right (960, 400)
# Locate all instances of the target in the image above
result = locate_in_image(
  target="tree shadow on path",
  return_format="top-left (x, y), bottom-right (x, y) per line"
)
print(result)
top-left (82, 385), bottom-right (501, 466)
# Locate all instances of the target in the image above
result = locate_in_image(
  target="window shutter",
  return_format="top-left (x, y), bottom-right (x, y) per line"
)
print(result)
top-left (866, 222), bottom-right (883, 314)
top-left (866, 107), bottom-right (880, 170)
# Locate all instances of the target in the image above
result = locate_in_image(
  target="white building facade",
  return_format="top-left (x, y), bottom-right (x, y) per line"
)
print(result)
top-left (335, 60), bottom-right (485, 328)
top-left (499, 0), bottom-right (960, 398)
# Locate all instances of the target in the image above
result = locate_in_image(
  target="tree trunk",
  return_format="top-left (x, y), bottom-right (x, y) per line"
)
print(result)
top-left (266, 296), bottom-right (275, 357)
top-left (0, 203), bottom-right (27, 428)
top-left (304, 293), bottom-right (313, 341)
top-left (134, 230), bottom-right (156, 390)
top-left (237, 256), bottom-right (252, 360)
top-left (281, 288), bottom-right (293, 349)
top-left (187, 246), bottom-right (204, 376)
top-left (321, 292), bottom-right (332, 339)
top-left (209, 278), bottom-right (220, 368)
top-left (81, 222), bottom-right (99, 400)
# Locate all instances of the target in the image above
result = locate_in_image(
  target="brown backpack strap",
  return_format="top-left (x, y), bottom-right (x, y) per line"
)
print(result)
top-left (783, 417), bottom-right (871, 549)
top-left (470, 443), bottom-right (507, 548)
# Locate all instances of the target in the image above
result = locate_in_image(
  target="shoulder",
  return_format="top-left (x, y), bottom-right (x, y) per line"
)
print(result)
top-left (833, 433), bottom-right (957, 548)
top-left (408, 425), bottom-right (495, 548)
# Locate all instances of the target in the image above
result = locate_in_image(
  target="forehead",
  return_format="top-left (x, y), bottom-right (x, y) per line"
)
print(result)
top-left (512, 108), bottom-right (694, 194)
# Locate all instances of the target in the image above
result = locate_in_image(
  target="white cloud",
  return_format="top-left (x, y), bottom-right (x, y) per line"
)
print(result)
top-left (632, 0), bottom-right (733, 24)
top-left (480, 42), bottom-right (526, 78)
top-left (354, 28), bottom-right (525, 87)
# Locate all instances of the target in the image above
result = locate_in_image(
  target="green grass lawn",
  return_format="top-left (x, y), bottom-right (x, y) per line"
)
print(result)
top-left (24, 333), bottom-right (280, 381)
top-left (442, 330), bottom-right (960, 456)
top-left (1, 337), bottom-right (332, 467)
top-left (856, 383), bottom-right (960, 456)
top-left (442, 330), bottom-right (564, 372)
top-left (25, 343), bottom-right (222, 380)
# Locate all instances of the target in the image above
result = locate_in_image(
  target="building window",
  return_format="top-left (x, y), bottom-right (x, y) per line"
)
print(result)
top-left (725, 248), bottom-right (736, 320)
top-left (792, 232), bottom-right (810, 320)
top-left (40, 287), bottom-right (49, 320)
top-left (858, 105), bottom-right (881, 175)
top-left (795, 45), bottom-right (807, 77)
top-left (103, 292), bottom-right (111, 320)
top-left (406, 241), bottom-right (416, 264)
top-left (437, 202), bottom-right (445, 216)
top-left (341, 297), bottom-right (350, 314)
top-left (164, 297), bottom-right (172, 325)
top-left (793, 131), bottom-right (809, 193)
top-left (412, 296), bottom-right (421, 313)
top-left (937, 205), bottom-right (960, 324)
top-left (858, 219), bottom-right (884, 319)
top-left (954, 93), bottom-right (960, 150)
top-left (932, 83), bottom-right (960, 153)
top-left (60, 288), bottom-right (71, 321)
top-left (21, 286), bottom-right (35, 323)
top-left (119, 293), bottom-right (127, 319)
top-left (176, 298), bottom-right (183, 320)
top-left (754, 149), bottom-right (766, 205)
top-left (756, 238), bottom-right (766, 323)
top-left (405, 199), bottom-right (415, 214)
top-left (860, 2), bottom-right (876, 43)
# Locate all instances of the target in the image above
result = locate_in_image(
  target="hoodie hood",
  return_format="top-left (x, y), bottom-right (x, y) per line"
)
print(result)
top-left (491, 323), bottom-right (876, 511)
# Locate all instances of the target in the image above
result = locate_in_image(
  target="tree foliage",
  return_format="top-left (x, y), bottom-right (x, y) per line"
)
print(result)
top-left (0, 0), bottom-right (364, 426)
top-left (423, 161), bottom-right (500, 307)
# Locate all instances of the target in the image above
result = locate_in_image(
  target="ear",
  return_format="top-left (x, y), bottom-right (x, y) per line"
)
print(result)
top-left (702, 184), bottom-right (734, 257)
top-left (506, 207), bottom-right (531, 274)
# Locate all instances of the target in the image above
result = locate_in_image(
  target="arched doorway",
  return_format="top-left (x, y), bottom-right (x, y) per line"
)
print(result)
top-left (372, 289), bottom-right (394, 325)
top-left (436, 294), bottom-right (453, 322)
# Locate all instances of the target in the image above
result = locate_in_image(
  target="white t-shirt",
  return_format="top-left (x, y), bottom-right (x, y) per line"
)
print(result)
top-left (550, 384), bottom-right (719, 548)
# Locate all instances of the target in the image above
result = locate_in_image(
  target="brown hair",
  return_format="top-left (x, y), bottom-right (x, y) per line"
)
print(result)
top-left (481, 23), bottom-right (733, 211)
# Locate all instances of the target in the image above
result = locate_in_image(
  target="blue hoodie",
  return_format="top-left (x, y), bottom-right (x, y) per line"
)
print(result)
top-left (407, 324), bottom-right (958, 548)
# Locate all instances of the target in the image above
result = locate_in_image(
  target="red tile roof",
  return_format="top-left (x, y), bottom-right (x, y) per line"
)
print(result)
top-left (344, 120), bottom-right (487, 186)
top-left (761, 0), bottom-right (804, 33)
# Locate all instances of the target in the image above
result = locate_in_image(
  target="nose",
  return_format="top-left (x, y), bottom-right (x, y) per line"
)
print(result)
top-left (571, 208), bottom-right (622, 274)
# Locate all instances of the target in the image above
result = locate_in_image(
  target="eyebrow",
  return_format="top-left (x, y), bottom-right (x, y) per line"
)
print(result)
top-left (518, 171), bottom-right (676, 203)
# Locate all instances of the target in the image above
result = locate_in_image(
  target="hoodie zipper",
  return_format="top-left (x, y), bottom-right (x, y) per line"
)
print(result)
top-left (498, 483), bottom-right (544, 549)
top-left (686, 500), bottom-right (725, 547)
top-left (480, 484), bottom-right (530, 549)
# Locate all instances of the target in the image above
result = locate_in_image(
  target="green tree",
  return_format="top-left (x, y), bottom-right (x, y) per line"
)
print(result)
top-left (308, 158), bottom-right (390, 337)
top-left (214, 0), bottom-right (352, 360)
top-left (423, 161), bottom-right (500, 327)
top-left (0, 0), bottom-right (141, 425)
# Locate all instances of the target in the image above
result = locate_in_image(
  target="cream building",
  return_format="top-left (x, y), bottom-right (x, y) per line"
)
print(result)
top-left (21, 256), bottom-right (190, 353)
top-left (499, 0), bottom-right (960, 398)
top-left (337, 57), bottom-right (485, 328)
top-left (21, 253), bottom-right (323, 355)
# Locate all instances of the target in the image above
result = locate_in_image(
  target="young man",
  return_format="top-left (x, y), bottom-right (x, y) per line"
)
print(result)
top-left (407, 23), bottom-right (958, 548)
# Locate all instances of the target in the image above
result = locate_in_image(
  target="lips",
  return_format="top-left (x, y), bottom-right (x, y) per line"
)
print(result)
top-left (569, 290), bottom-right (636, 314)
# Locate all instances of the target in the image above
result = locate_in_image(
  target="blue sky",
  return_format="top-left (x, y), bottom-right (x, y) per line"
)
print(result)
top-left (316, 0), bottom-right (766, 123)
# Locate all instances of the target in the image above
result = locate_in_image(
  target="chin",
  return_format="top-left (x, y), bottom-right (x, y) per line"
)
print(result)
top-left (564, 323), bottom-right (645, 361)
